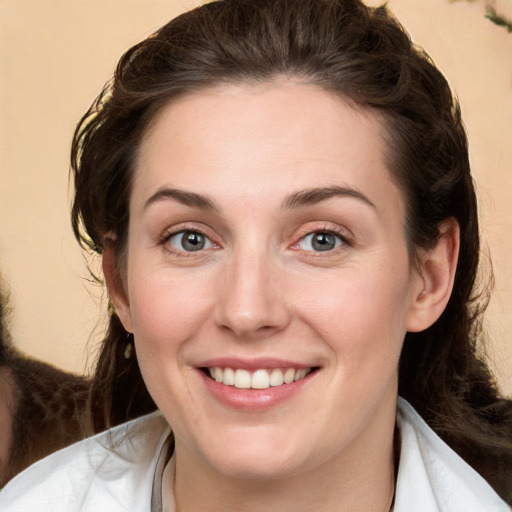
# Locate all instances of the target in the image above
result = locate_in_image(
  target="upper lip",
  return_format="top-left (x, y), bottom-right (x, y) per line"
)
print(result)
top-left (197, 357), bottom-right (316, 370)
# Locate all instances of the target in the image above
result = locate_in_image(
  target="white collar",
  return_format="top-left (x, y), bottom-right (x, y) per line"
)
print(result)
top-left (394, 398), bottom-right (508, 511)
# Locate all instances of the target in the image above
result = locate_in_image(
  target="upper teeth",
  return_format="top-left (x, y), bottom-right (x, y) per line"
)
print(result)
top-left (208, 367), bottom-right (311, 389)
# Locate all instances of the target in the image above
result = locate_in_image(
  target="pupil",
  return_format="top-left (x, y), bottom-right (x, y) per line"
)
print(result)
top-left (183, 232), bottom-right (204, 251)
top-left (312, 233), bottom-right (335, 251)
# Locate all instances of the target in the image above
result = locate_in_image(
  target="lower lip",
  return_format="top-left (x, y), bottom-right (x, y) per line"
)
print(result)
top-left (199, 370), bottom-right (316, 411)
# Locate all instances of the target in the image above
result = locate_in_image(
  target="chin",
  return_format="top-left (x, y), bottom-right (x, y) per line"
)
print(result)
top-left (194, 427), bottom-right (315, 480)
top-left (209, 452), bottom-right (305, 481)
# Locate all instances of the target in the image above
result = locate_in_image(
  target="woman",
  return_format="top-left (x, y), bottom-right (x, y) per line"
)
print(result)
top-left (1, 0), bottom-right (510, 510)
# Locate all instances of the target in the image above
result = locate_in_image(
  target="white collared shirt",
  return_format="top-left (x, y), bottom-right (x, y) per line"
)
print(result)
top-left (0, 398), bottom-right (509, 511)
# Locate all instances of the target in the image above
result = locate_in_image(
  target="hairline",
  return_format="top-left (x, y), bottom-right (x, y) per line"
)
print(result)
top-left (113, 76), bottom-right (422, 279)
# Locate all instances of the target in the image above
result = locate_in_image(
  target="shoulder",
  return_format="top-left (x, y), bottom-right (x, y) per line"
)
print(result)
top-left (395, 398), bottom-right (510, 512)
top-left (0, 411), bottom-right (171, 512)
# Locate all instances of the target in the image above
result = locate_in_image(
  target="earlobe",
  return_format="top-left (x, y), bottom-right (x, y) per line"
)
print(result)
top-left (102, 235), bottom-right (134, 333)
top-left (406, 218), bottom-right (460, 333)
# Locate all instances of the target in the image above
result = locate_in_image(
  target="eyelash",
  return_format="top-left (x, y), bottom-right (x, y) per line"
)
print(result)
top-left (159, 225), bottom-right (219, 257)
top-left (158, 223), bottom-right (351, 257)
top-left (292, 225), bottom-right (351, 254)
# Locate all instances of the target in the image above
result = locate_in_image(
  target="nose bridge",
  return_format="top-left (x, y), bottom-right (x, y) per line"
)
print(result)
top-left (215, 241), bottom-right (289, 337)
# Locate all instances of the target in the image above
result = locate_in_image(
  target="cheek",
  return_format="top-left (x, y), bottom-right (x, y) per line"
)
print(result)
top-left (293, 259), bottom-right (413, 359)
top-left (126, 274), bottom-right (209, 418)
top-left (124, 259), bottom-right (220, 401)
top-left (129, 274), bottom-right (212, 352)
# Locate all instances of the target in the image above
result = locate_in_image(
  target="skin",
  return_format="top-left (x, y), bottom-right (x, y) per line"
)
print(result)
top-left (106, 82), bottom-right (459, 511)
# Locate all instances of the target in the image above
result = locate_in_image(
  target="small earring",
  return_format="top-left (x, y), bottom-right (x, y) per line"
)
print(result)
top-left (124, 333), bottom-right (134, 360)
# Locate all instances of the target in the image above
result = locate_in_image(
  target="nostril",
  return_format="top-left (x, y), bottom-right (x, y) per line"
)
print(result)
top-left (257, 325), bottom-right (276, 332)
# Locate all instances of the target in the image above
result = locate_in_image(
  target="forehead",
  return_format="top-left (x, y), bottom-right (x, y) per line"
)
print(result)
top-left (139, 81), bottom-right (385, 162)
top-left (133, 82), bottom-right (404, 218)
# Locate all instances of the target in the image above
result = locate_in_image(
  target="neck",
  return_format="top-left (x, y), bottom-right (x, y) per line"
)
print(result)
top-left (176, 459), bottom-right (395, 512)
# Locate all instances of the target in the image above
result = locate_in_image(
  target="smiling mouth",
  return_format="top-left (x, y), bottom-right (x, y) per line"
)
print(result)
top-left (203, 367), bottom-right (318, 390)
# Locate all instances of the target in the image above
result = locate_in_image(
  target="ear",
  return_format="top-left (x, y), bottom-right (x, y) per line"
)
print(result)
top-left (102, 235), bottom-right (134, 333)
top-left (406, 218), bottom-right (460, 332)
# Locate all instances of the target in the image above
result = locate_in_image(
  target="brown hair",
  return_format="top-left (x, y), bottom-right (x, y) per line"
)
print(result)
top-left (0, 279), bottom-right (12, 364)
top-left (5, 355), bottom-right (90, 484)
top-left (0, 284), bottom-right (90, 487)
top-left (71, 0), bottom-right (512, 502)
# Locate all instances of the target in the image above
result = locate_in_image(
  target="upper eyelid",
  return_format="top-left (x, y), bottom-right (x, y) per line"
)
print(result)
top-left (289, 225), bottom-right (353, 253)
top-left (158, 226), bottom-right (216, 251)
top-left (157, 221), bottom-right (352, 247)
top-left (159, 222), bottom-right (216, 241)
top-left (292, 222), bottom-right (352, 240)
top-left (161, 229), bottom-right (219, 257)
top-left (297, 232), bottom-right (344, 252)
top-left (168, 230), bottom-right (214, 250)
top-left (299, 230), bottom-right (348, 245)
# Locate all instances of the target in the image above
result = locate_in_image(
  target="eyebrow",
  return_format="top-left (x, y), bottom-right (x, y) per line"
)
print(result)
top-left (283, 186), bottom-right (376, 210)
top-left (143, 185), bottom-right (376, 213)
top-left (143, 187), bottom-right (219, 212)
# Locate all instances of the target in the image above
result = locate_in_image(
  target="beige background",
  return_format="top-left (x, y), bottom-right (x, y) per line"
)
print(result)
top-left (0, 0), bottom-right (511, 393)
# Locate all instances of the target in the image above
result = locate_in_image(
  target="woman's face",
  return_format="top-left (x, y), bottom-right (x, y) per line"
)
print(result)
top-left (113, 82), bottom-right (428, 479)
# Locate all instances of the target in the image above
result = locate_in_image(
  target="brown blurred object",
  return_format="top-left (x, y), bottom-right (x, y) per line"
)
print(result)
top-left (0, 283), bottom-right (90, 487)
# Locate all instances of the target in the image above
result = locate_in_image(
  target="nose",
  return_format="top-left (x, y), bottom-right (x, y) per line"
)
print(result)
top-left (214, 247), bottom-right (291, 339)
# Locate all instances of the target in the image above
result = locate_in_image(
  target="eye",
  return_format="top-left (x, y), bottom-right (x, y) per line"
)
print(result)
top-left (298, 231), bottom-right (343, 252)
top-left (167, 230), bottom-right (214, 252)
